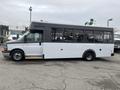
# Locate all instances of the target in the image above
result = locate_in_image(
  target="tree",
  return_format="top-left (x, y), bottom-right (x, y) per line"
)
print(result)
top-left (85, 22), bottom-right (89, 26)
top-left (85, 18), bottom-right (95, 26)
top-left (89, 19), bottom-right (94, 25)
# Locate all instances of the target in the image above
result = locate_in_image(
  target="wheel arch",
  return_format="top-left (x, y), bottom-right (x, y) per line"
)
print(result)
top-left (10, 48), bottom-right (25, 56)
top-left (82, 49), bottom-right (96, 58)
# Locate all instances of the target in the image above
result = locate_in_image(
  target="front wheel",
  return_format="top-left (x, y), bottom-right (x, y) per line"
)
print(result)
top-left (83, 52), bottom-right (95, 61)
top-left (11, 50), bottom-right (24, 61)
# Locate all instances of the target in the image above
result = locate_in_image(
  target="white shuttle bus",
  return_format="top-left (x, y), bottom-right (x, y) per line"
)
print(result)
top-left (2, 22), bottom-right (114, 61)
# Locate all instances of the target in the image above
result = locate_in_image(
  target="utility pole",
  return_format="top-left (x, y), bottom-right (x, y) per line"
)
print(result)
top-left (29, 6), bottom-right (32, 24)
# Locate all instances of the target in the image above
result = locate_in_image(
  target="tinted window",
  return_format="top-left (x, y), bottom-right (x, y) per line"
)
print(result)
top-left (85, 30), bottom-right (94, 43)
top-left (51, 28), bottom-right (64, 42)
top-left (25, 33), bottom-right (42, 43)
top-left (104, 31), bottom-right (113, 43)
top-left (51, 28), bottom-right (85, 42)
top-left (74, 30), bottom-right (84, 42)
top-left (63, 29), bottom-right (74, 42)
top-left (94, 31), bottom-right (104, 43)
top-left (51, 28), bottom-right (113, 43)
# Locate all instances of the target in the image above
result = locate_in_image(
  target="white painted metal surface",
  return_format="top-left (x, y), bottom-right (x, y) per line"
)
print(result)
top-left (43, 43), bottom-right (114, 59)
top-left (7, 42), bottom-right (114, 59)
top-left (8, 43), bottom-right (43, 56)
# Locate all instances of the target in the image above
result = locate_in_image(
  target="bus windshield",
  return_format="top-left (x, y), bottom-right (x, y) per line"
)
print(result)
top-left (18, 31), bottom-right (30, 40)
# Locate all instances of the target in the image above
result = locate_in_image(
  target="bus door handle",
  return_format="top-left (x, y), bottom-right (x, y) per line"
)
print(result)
top-left (39, 42), bottom-right (41, 45)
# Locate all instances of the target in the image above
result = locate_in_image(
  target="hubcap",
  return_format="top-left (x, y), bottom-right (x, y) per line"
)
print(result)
top-left (13, 52), bottom-right (22, 61)
top-left (86, 54), bottom-right (93, 61)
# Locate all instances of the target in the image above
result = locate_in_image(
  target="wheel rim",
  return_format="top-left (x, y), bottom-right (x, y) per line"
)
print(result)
top-left (86, 54), bottom-right (93, 61)
top-left (13, 52), bottom-right (22, 61)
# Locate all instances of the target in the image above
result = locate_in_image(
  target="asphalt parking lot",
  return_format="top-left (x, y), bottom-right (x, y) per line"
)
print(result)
top-left (0, 51), bottom-right (120, 90)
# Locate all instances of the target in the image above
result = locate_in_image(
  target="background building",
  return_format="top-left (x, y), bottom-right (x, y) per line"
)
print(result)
top-left (8, 26), bottom-right (26, 40)
top-left (0, 25), bottom-right (9, 43)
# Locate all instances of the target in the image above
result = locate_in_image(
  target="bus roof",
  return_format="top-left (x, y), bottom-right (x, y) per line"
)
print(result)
top-left (29, 22), bottom-right (113, 31)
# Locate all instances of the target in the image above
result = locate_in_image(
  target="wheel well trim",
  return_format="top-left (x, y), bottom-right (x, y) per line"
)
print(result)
top-left (10, 48), bottom-right (25, 56)
top-left (82, 49), bottom-right (96, 58)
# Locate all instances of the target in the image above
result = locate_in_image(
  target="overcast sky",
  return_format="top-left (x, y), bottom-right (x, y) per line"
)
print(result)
top-left (0, 0), bottom-right (120, 28)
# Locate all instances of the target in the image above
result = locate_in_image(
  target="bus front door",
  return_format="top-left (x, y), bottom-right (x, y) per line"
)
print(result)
top-left (24, 32), bottom-right (43, 58)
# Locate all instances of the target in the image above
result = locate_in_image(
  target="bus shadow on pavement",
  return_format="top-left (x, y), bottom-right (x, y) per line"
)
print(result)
top-left (11, 58), bottom-right (113, 65)
top-left (12, 58), bottom-right (81, 65)
top-left (95, 58), bottom-right (113, 62)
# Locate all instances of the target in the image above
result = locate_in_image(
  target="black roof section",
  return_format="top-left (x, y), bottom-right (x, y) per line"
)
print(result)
top-left (29, 22), bottom-right (113, 31)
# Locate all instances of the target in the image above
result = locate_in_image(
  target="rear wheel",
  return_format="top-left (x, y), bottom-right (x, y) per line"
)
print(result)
top-left (83, 52), bottom-right (95, 61)
top-left (11, 50), bottom-right (24, 61)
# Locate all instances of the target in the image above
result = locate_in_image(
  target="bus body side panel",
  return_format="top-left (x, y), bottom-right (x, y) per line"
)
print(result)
top-left (43, 43), bottom-right (114, 59)
top-left (7, 43), bottom-right (43, 56)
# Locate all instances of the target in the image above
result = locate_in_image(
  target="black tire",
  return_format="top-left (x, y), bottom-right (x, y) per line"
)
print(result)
top-left (83, 52), bottom-right (95, 61)
top-left (11, 50), bottom-right (24, 61)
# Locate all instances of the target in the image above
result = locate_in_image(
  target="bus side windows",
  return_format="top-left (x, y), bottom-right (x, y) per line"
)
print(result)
top-left (85, 31), bottom-right (94, 43)
top-left (51, 28), bottom-right (74, 42)
top-left (51, 28), bottom-right (113, 43)
top-left (74, 30), bottom-right (84, 42)
top-left (51, 28), bottom-right (64, 42)
top-left (63, 29), bottom-right (74, 42)
top-left (77, 34), bottom-right (84, 42)
top-left (94, 31), bottom-right (104, 43)
top-left (55, 33), bottom-right (64, 41)
top-left (104, 31), bottom-right (113, 43)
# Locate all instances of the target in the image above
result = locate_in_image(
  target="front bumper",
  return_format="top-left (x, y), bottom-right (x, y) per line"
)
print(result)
top-left (2, 51), bottom-right (10, 58)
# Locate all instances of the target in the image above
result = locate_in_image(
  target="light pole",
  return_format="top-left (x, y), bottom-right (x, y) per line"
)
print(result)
top-left (29, 6), bottom-right (32, 24)
top-left (107, 18), bottom-right (113, 27)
